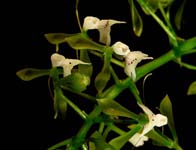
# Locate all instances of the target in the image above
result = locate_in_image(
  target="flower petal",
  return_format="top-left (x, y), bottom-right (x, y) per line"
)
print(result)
top-left (153, 114), bottom-right (168, 127)
top-left (124, 64), bottom-right (136, 81)
top-left (129, 133), bottom-right (149, 147)
top-left (112, 41), bottom-right (130, 57)
top-left (97, 19), bottom-right (126, 45)
top-left (51, 53), bottom-right (66, 67)
top-left (62, 59), bottom-right (91, 77)
top-left (83, 16), bottom-right (100, 30)
top-left (138, 103), bottom-right (154, 117)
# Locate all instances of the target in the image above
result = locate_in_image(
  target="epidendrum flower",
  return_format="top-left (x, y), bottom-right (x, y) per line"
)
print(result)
top-left (112, 41), bottom-right (153, 81)
top-left (124, 51), bottom-right (153, 81)
top-left (51, 53), bottom-right (90, 77)
top-left (83, 16), bottom-right (126, 46)
top-left (129, 103), bottom-right (168, 147)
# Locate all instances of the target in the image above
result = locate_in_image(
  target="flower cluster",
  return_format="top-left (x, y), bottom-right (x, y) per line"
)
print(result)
top-left (83, 16), bottom-right (153, 81)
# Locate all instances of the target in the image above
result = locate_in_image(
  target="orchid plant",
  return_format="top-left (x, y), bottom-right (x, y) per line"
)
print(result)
top-left (16, 0), bottom-right (196, 149)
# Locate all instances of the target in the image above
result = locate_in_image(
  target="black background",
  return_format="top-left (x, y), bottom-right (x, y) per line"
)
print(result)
top-left (11, 0), bottom-right (196, 149)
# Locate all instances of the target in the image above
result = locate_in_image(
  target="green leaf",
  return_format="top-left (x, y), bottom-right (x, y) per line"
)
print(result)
top-left (187, 81), bottom-right (196, 95)
top-left (129, 0), bottom-right (143, 36)
top-left (109, 124), bottom-right (142, 149)
top-left (94, 48), bottom-right (112, 94)
top-left (60, 72), bottom-right (90, 92)
top-left (159, 0), bottom-right (174, 8)
top-left (79, 50), bottom-right (93, 78)
top-left (97, 98), bottom-right (138, 119)
top-left (160, 94), bottom-right (177, 140)
top-left (147, 129), bottom-right (174, 148)
top-left (138, 0), bottom-right (159, 15)
top-left (53, 88), bottom-right (68, 119)
top-left (44, 33), bottom-right (74, 45)
top-left (174, 0), bottom-right (186, 30)
top-left (90, 131), bottom-right (116, 150)
top-left (138, 0), bottom-right (173, 15)
top-left (16, 68), bottom-right (50, 81)
top-left (65, 33), bottom-right (105, 51)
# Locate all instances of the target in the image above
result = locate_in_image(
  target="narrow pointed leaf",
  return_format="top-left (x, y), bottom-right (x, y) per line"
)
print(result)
top-left (109, 124), bottom-right (142, 149)
top-left (160, 94), bottom-right (177, 140)
top-left (79, 50), bottom-right (93, 78)
top-left (97, 98), bottom-right (138, 119)
top-left (174, 0), bottom-right (186, 30)
top-left (44, 33), bottom-right (75, 45)
top-left (129, 0), bottom-right (143, 36)
top-left (147, 129), bottom-right (174, 148)
top-left (16, 68), bottom-right (50, 81)
top-left (94, 48), bottom-right (112, 94)
top-left (65, 33), bottom-right (105, 51)
top-left (187, 81), bottom-right (196, 95)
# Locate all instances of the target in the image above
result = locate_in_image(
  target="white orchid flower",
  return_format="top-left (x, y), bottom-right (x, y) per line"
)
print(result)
top-left (83, 16), bottom-right (126, 45)
top-left (112, 41), bottom-right (153, 81)
top-left (51, 53), bottom-right (90, 77)
top-left (124, 51), bottom-right (153, 81)
top-left (129, 103), bottom-right (168, 147)
top-left (112, 41), bottom-right (131, 57)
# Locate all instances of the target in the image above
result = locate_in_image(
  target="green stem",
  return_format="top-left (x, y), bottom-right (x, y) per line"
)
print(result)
top-left (63, 94), bottom-right (88, 120)
top-left (48, 138), bottom-right (72, 150)
top-left (67, 106), bottom-right (102, 150)
top-left (136, 50), bottom-right (175, 80)
top-left (61, 86), bottom-right (96, 103)
top-left (137, 36), bottom-right (196, 80)
top-left (137, 0), bottom-right (176, 41)
top-left (109, 124), bottom-right (126, 135)
top-left (110, 66), bottom-right (121, 84)
top-left (75, 0), bottom-right (82, 31)
top-left (100, 38), bottom-right (196, 101)
top-left (103, 126), bottom-right (112, 139)
top-left (174, 61), bottom-right (196, 70)
top-left (182, 49), bottom-right (196, 55)
top-left (128, 79), bottom-right (143, 104)
top-left (89, 50), bottom-right (124, 67)
top-left (158, 3), bottom-right (178, 47)
top-left (98, 122), bottom-right (105, 134)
